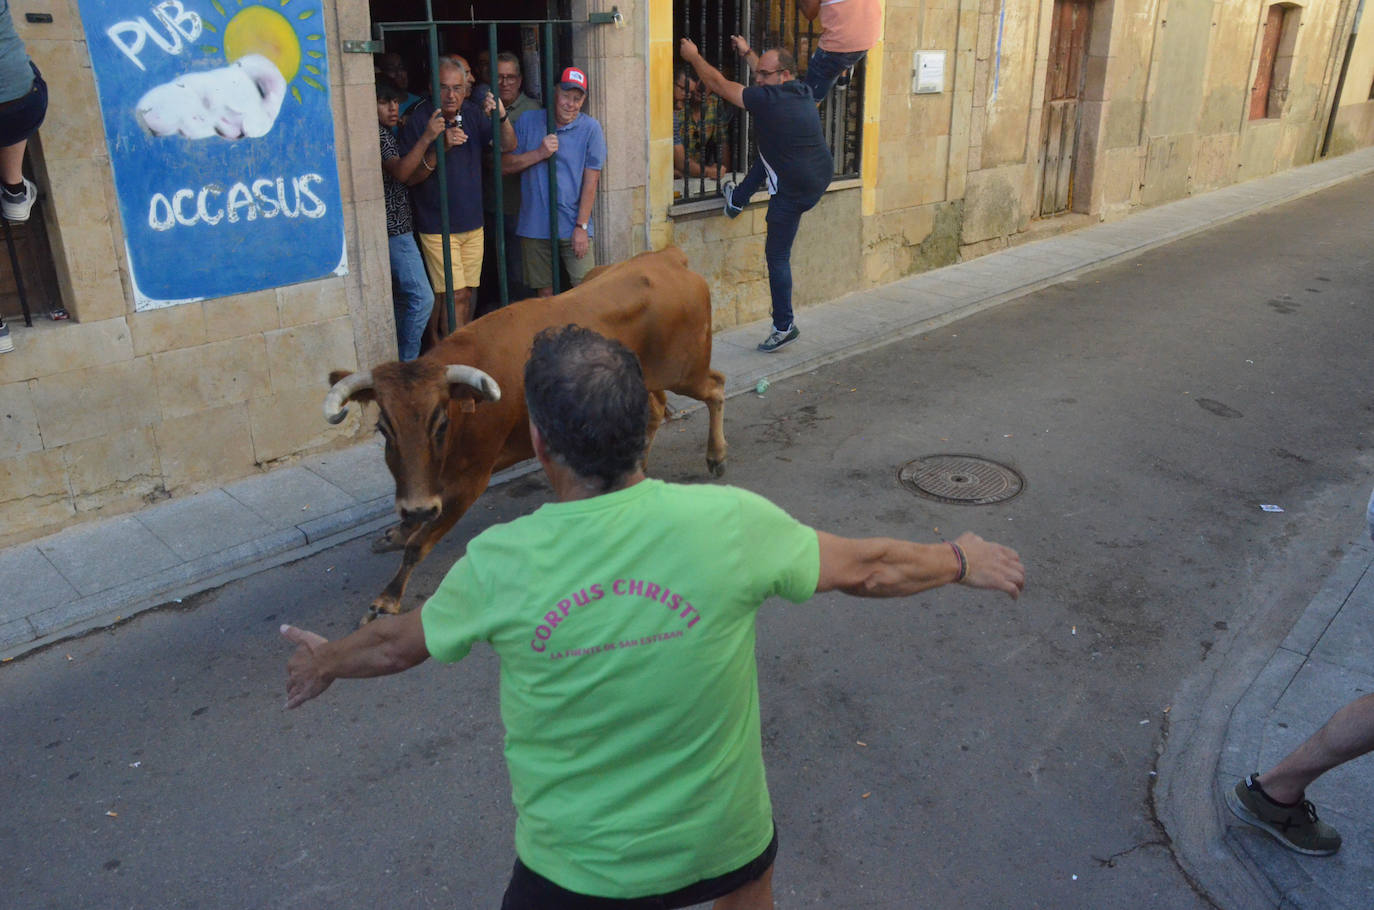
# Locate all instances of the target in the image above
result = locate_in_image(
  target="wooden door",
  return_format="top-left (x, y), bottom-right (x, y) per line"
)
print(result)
top-left (1250, 5), bottom-right (1285, 119)
top-left (1038, 0), bottom-right (1092, 216)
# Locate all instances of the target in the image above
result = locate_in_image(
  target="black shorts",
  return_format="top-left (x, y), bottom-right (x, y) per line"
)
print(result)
top-left (499, 825), bottom-right (778, 910)
top-left (0, 63), bottom-right (46, 148)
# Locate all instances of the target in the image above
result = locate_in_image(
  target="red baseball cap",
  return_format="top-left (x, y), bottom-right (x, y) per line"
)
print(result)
top-left (559, 66), bottom-right (588, 93)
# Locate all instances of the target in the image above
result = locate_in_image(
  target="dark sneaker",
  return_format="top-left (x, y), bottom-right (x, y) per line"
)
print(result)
top-left (721, 179), bottom-right (744, 219)
top-left (1, 178), bottom-right (36, 222)
top-left (757, 323), bottom-right (799, 353)
top-left (1225, 774), bottom-right (1341, 856)
top-left (0, 317), bottom-right (12, 354)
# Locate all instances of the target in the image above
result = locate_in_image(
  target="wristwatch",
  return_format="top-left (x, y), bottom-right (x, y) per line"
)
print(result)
top-left (576, 221), bottom-right (590, 231)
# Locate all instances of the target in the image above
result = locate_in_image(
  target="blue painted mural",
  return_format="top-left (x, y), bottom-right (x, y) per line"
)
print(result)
top-left (79, 0), bottom-right (346, 309)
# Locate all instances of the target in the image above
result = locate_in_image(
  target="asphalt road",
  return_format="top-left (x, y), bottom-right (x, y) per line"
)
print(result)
top-left (6, 177), bottom-right (1374, 908)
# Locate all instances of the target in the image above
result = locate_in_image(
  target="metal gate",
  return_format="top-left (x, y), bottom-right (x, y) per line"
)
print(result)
top-left (367, 4), bottom-right (618, 327)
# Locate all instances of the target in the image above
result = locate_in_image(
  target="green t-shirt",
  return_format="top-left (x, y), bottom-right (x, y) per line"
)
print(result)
top-left (421, 479), bottom-right (819, 897)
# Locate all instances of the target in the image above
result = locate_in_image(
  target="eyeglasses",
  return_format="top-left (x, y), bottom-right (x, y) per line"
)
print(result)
top-left (756, 68), bottom-right (783, 77)
top-left (496, 74), bottom-right (521, 83)
top-left (439, 84), bottom-right (465, 95)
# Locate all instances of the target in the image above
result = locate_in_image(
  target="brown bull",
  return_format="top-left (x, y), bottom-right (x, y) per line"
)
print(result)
top-left (323, 247), bottom-right (727, 624)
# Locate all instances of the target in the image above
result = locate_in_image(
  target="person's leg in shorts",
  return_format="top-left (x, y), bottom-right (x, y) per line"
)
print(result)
top-left (500, 825), bottom-right (778, 910)
top-left (0, 62), bottom-right (47, 222)
top-left (561, 238), bottom-right (596, 287)
top-left (388, 231), bottom-right (432, 360)
top-left (522, 235), bottom-right (558, 297)
top-left (418, 227), bottom-right (483, 343)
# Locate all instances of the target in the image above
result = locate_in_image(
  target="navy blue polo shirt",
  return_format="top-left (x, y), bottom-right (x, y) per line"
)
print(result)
top-left (399, 97), bottom-right (494, 234)
top-left (742, 81), bottom-right (832, 203)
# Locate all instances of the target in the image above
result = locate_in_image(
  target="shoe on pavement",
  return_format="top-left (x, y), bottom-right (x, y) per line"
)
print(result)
top-left (0, 318), bottom-right (13, 354)
top-left (757, 323), bottom-right (799, 353)
top-left (1, 178), bottom-right (36, 222)
top-left (721, 179), bottom-right (744, 219)
top-left (1224, 774), bottom-right (1341, 856)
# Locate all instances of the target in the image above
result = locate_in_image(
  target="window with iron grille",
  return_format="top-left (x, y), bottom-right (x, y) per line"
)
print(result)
top-left (673, 0), bottom-right (865, 205)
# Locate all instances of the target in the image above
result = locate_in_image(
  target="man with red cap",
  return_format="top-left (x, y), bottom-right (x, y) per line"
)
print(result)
top-left (503, 65), bottom-right (607, 295)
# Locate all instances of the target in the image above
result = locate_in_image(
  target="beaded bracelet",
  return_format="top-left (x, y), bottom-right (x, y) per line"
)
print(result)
top-left (949, 542), bottom-right (968, 583)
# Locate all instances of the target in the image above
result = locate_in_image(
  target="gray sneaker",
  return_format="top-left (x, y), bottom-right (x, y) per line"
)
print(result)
top-left (757, 323), bottom-right (799, 353)
top-left (1, 177), bottom-right (36, 222)
top-left (721, 179), bottom-right (744, 219)
top-left (0, 318), bottom-right (12, 354)
top-left (1225, 774), bottom-right (1341, 856)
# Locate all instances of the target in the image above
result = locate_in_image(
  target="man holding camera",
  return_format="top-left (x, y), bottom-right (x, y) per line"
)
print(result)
top-left (399, 56), bottom-right (516, 339)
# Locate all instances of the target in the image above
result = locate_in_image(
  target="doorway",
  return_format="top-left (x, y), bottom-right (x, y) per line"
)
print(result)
top-left (1037, 0), bottom-right (1093, 217)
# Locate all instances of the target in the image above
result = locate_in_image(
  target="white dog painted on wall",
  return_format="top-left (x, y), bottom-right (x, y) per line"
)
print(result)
top-left (135, 54), bottom-right (286, 141)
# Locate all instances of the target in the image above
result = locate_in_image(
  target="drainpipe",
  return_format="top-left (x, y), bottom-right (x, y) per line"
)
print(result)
top-left (1320, 0), bottom-right (1364, 157)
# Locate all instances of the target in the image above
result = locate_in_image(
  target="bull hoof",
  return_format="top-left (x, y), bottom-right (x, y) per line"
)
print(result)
top-left (371, 525), bottom-right (407, 553)
top-left (360, 598), bottom-right (401, 627)
top-left (707, 458), bottom-right (726, 478)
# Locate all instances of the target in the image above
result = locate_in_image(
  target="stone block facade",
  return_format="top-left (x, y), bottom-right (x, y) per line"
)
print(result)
top-left (0, 4), bottom-right (379, 547)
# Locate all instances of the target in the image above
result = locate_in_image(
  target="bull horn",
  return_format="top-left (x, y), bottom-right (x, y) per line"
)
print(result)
top-left (322, 370), bottom-right (374, 425)
top-left (445, 365), bottom-right (501, 403)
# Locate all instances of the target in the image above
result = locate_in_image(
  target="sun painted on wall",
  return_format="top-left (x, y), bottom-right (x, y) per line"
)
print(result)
top-left (215, 2), bottom-right (323, 102)
top-left (80, 0), bottom-right (347, 308)
top-left (132, 1), bottom-right (328, 141)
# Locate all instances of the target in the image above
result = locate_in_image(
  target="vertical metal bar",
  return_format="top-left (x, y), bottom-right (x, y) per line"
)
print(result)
top-left (543, 21), bottom-right (560, 295)
top-left (488, 22), bottom-right (508, 307)
top-left (713, 0), bottom-right (723, 190)
top-left (3, 217), bottom-right (31, 327)
top-left (693, 0), bottom-right (703, 199)
top-left (428, 23), bottom-right (456, 335)
top-left (739, 2), bottom-right (751, 174)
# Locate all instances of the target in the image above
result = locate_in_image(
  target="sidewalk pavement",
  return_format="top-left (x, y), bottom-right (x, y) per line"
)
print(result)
top-left (5, 145), bottom-right (1374, 900)
top-left (1216, 532), bottom-right (1374, 909)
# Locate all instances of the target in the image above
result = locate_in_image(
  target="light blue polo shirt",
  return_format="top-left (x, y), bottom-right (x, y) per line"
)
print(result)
top-left (513, 109), bottom-right (606, 240)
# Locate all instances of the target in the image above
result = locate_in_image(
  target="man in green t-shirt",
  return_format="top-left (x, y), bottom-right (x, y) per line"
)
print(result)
top-left (281, 326), bottom-right (1025, 907)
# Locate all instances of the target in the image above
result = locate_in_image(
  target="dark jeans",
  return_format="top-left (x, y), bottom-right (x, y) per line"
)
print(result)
top-left (730, 47), bottom-right (867, 204)
top-left (765, 193), bottom-right (819, 331)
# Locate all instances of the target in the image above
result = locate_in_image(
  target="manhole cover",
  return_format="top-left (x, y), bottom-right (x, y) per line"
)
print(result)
top-left (898, 455), bottom-right (1024, 505)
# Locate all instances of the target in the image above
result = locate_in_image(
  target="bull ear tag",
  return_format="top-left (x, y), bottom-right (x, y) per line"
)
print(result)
top-left (459, 398), bottom-right (477, 413)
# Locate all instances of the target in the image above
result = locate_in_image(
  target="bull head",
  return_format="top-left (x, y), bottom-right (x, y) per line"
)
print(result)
top-left (323, 365), bottom-right (502, 424)
top-left (324, 363), bottom-right (503, 528)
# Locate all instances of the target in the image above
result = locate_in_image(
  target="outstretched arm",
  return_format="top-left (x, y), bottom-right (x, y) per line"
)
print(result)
top-left (815, 531), bottom-right (1024, 599)
top-left (281, 609), bottom-right (430, 709)
top-left (680, 39), bottom-right (746, 110)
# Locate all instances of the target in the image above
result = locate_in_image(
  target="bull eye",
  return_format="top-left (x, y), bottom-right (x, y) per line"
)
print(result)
top-left (431, 410), bottom-right (449, 445)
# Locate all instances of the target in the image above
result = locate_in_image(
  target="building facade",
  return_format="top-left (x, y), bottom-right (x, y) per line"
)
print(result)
top-left (0, 0), bottom-right (1369, 545)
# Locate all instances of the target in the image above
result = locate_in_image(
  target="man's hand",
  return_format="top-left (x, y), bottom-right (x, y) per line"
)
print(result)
top-left (483, 93), bottom-right (499, 117)
top-left (953, 532), bottom-right (1025, 599)
top-left (281, 624), bottom-right (332, 709)
top-left (445, 124), bottom-right (469, 147)
top-left (541, 134), bottom-right (559, 159)
top-left (679, 38), bottom-right (701, 62)
top-left (730, 35), bottom-right (751, 57)
top-left (421, 107), bottom-right (445, 142)
top-left (572, 225), bottom-right (589, 258)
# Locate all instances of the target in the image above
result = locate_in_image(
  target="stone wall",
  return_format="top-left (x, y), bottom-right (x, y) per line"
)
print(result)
top-left (0, 1), bottom-right (387, 547)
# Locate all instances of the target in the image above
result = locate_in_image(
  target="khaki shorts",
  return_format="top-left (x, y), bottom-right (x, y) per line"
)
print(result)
top-left (521, 237), bottom-right (596, 291)
top-left (418, 227), bottom-right (484, 291)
